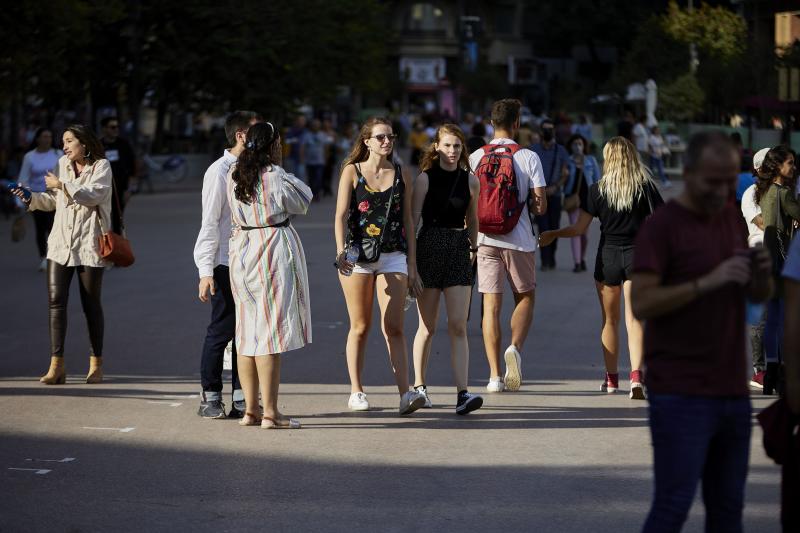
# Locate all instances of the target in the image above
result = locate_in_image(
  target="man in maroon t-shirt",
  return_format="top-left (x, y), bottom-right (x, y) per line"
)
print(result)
top-left (631, 131), bottom-right (773, 533)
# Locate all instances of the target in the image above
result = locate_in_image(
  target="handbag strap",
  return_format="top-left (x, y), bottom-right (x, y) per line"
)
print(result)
top-left (376, 165), bottom-right (400, 249)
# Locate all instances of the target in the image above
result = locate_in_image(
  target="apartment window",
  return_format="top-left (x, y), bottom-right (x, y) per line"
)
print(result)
top-left (406, 3), bottom-right (445, 33)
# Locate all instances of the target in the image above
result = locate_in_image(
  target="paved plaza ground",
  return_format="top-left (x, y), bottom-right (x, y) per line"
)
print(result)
top-left (0, 182), bottom-right (782, 532)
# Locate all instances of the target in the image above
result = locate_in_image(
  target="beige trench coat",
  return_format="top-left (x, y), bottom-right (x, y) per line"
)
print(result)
top-left (28, 156), bottom-right (113, 267)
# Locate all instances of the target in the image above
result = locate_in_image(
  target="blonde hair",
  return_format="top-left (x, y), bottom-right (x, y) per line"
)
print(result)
top-left (598, 137), bottom-right (653, 211)
top-left (342, 117), bottom-right (393, 170)
top-left (418, 123), bottom-right (469, 173)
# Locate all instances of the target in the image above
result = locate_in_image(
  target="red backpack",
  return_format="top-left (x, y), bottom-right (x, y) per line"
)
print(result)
top-left (475, 143), bottom-right (525, 234)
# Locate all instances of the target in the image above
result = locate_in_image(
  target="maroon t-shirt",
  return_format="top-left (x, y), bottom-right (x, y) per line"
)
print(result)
top-left (633, 200), bottom-right (749, 397)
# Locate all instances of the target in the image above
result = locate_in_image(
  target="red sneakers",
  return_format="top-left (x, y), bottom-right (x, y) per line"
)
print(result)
top-left (601, 372), bottom-right (619, 393)
top-left (630, 370), bottom-right (646, 400)
top-left (750, 371), bottom-right (765, 390)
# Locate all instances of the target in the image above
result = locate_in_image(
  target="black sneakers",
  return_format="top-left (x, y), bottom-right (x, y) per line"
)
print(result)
top-left (228, 400), bottom-right (246, 419)
top-left (197, 399), bottom-right (226, 419)
top-left (456, 391), bottom-right (483, 415)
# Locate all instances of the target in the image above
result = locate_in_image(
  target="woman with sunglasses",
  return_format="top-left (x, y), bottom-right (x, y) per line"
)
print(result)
top-left (334, 117), bottom-right (425, 415)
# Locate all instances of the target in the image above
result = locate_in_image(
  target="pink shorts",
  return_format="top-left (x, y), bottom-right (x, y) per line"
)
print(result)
top-left (477, 245), bottom-right (537, 294)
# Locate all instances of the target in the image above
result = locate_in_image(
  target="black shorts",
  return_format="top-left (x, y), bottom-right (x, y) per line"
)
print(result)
top-left (417, 227), bottom-right (474, 290)
top-left (594, 244), bottom-right (634, 286)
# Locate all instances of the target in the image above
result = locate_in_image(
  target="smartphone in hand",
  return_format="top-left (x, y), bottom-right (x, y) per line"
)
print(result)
top-left (6, 182), bottom-right (32, 201)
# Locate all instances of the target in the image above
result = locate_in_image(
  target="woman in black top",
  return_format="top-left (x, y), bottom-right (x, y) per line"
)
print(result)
top-left (410, 124), bottom-right (483, 415)
top-left (333, 117), bottom-right (425, 415)
top-left (540, 137), bottom-right (663, 399)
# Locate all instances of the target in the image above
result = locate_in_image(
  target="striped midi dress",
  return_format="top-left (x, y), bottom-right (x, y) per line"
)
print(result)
top-left (227, 165), bottom-right (313, 356)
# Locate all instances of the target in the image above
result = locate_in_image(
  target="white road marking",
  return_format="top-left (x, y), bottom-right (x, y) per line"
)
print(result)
top-left (81, 426), bottom-right (135, 433)
top-left (25, 457), bottom-right (75, 463)
top-left (8, 468), bottom-right (51, 475)
top-left (160, 394), bottom-right (198, 399)
top-left (147, 401), bottom-right (182, 407)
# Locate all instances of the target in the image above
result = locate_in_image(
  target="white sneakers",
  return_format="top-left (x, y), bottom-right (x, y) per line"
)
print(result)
top-left (503, 345), bottom-right (522, 392)
top-left (399, 390), bottom-right (426, 415)
top-left (414, 385), bottom-right (433, 408)
top-left (485, 345), bottom-right (523, 392)
top-left (348, 392), bottom-right (370, 411)
top-left (486, 377), bottom-right (505, 393)
top-left (348, 390), bottom-right (426, 415)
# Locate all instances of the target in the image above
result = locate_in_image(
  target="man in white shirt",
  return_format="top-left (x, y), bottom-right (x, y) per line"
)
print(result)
top-left (741, 147), bottom-right (770, 390)
top-left (193, 110), bottom-right (261, 419)
top-left (469, 99), bottom-right (547, 392)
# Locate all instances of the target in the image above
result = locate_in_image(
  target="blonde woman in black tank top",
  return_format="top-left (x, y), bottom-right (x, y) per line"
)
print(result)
top-left (410, 124), bottom-right (483, 414)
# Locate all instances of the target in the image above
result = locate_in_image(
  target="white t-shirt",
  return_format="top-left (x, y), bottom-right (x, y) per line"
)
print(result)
top-left (740, 184), bottom-right (763, 247)
top-left (633, 123), bottom-right (649, 152)
top-left (783, 233), bottom-right (800, 281)
top-left (469, 138), bottom-right (545, 252)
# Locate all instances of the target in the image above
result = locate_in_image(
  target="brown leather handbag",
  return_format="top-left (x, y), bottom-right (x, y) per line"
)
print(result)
top-left (97, 182), bottom-right (135, 267)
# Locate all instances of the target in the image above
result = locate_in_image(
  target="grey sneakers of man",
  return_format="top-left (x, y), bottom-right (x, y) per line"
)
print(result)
top-left (197, 398), bottom-right (226, 419)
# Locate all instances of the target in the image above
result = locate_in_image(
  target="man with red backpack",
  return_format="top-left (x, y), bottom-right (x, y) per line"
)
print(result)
top-left (468, 99), bottom-right (547, 392)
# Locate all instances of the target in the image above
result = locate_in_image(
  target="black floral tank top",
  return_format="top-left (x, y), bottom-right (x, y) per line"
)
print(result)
top-left (348, 164), bottom-right (407, 254)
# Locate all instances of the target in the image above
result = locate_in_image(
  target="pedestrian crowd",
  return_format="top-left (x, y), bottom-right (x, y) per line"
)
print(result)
top-left (7, 99), bottom-right (800, 532)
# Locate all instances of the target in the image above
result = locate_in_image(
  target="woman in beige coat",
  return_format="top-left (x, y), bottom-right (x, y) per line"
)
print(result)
top-left (13, 124), bottom-right (113, 384)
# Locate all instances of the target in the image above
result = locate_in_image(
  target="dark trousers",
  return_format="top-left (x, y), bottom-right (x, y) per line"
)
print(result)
top-left (535, 194), bottom-right (562, 267)
top-left (642, 394), bottom-right (751, 533)
top-left (48, 260), bottom-right (104, 357)
top-left (200, 265), bottom-right (240, 394)
top-left (307, 164), bottom-right (324, 200)
top-left (32, 210), bottom-right (54, 258)
top-left (784, 428), bottom-right (800, 531)
top-left (765, 298), bottom-right (784, 365)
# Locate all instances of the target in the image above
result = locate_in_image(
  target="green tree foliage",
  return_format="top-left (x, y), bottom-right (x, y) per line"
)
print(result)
top-left (0, 0), bottom-right (387, 143)
top-left (658, 73), bottom-right (705, 121)
top-left (662, 0), bottom-right (747, 63)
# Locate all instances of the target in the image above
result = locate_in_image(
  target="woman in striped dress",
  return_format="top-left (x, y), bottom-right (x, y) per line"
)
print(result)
top-left (227, 121), bottom-right (313, 429)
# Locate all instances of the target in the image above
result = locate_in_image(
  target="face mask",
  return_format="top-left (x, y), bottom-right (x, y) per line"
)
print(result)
top-left (542, 129), bottom-right (554, 142)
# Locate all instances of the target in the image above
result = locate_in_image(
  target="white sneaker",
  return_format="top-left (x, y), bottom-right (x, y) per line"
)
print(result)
top-left (414, 385), bottom-right (433, 408)
top-left (348, 392), bottom-right (370, 411)
top-left (629, 381), bottom-right (646, 400)
top-left (399, 390), bottom-right (425, 415)
top-left (503, 345), bottom-right (522, 391)
top-left (486, 377), bottom-right (505, 393)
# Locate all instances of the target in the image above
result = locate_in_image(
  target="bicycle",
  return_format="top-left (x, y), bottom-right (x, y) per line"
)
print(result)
top-left (142, 153), bottom-right (188, 184)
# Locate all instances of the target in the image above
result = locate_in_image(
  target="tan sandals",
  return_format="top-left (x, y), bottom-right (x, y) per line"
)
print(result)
top-left (261, 416), bottom-right (301, 430)
top-left (238, 412), bottom-right (260, 426)
top-left (239, 413), bottom-right (301, 429)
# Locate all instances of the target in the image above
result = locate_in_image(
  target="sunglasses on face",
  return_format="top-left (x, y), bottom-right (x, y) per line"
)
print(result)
top-left (370, 134), bottom-right (397, 143)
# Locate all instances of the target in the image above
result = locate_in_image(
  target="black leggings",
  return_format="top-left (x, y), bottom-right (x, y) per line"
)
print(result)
top-left (32, 211), bottom-right (55, 258)
top-left (48, 261), bottom-right (104, 358)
